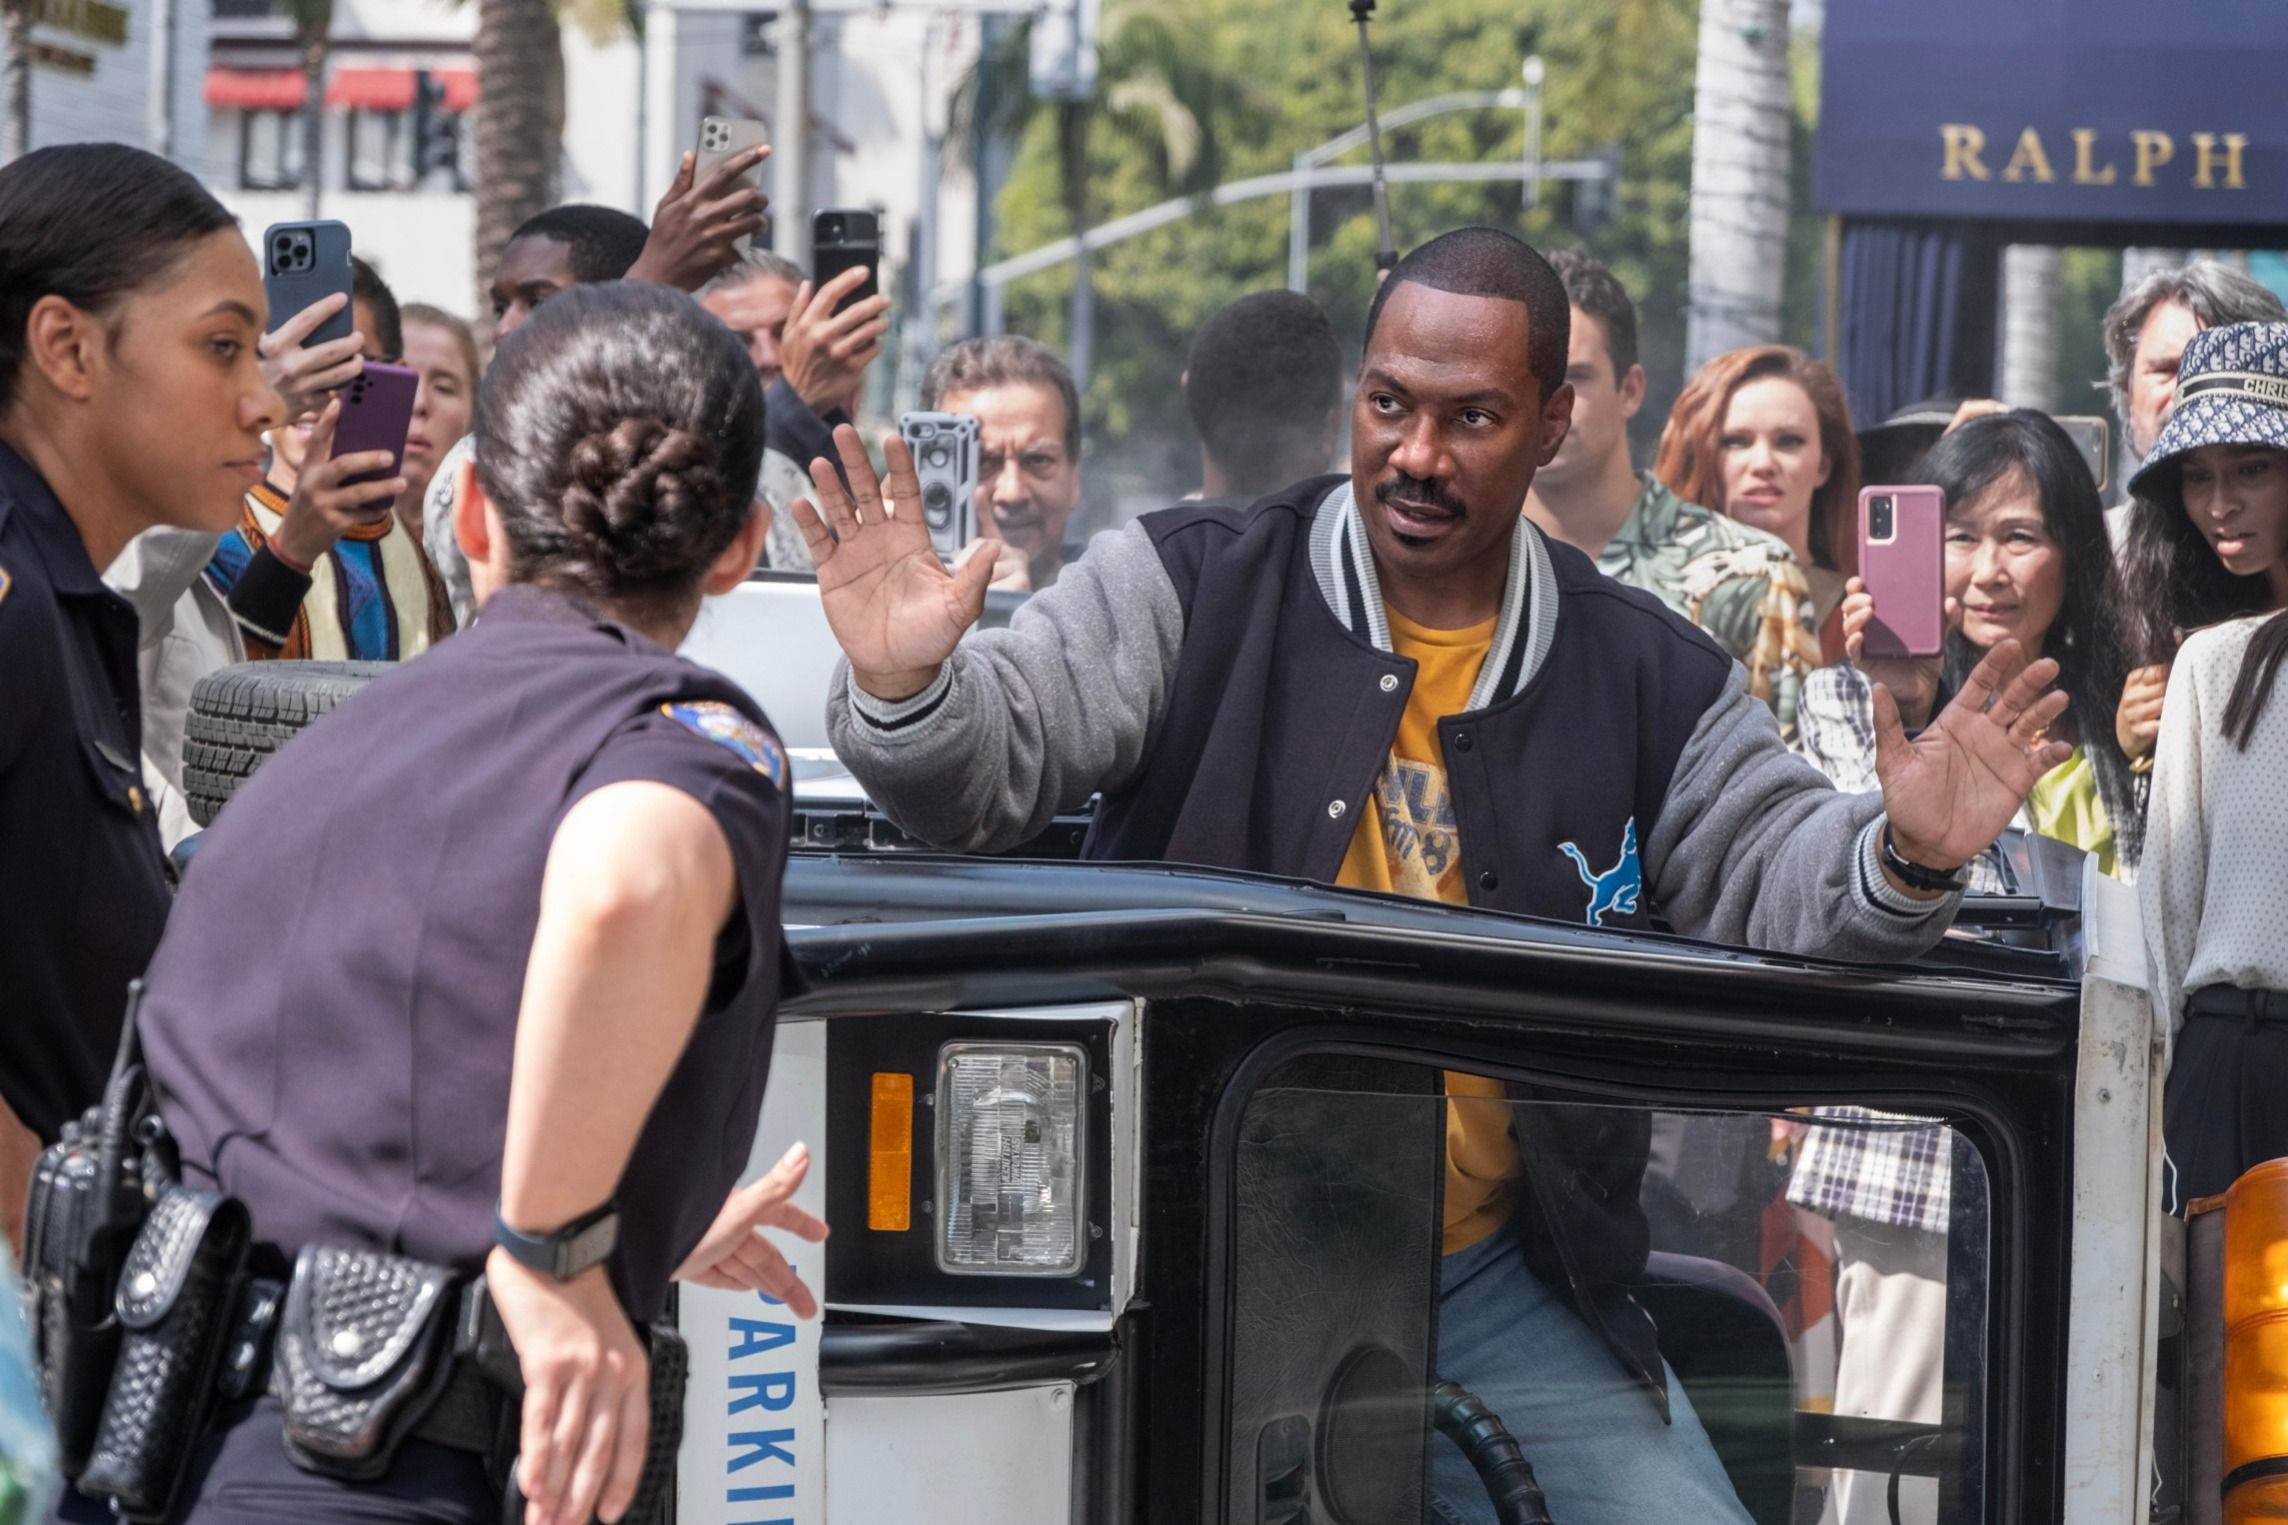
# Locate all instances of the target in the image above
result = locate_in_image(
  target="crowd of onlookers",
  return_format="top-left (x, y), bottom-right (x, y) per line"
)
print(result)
top-left (4, 130), bottom-right (2286, 1525)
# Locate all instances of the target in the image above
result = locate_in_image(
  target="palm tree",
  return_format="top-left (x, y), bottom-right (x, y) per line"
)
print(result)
top-left (2000, 245), bottom-right (2061, 412)
top-left (4, 0), bottom-right (35, 162)
top-left (469, 0), bottom-right (629, 318)
top-left (954, 0), bottom-right (1247, 391)
top-left (1683, 0), bottom-right (1792, 371)
top-left (471, 0), bottom-right (562, 315)
top-left (279, 0), bottom-right (333, 219)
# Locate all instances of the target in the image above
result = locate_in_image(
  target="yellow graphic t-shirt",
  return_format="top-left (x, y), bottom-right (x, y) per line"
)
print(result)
top-left (1334, 606), bottom-right (1524, 1256)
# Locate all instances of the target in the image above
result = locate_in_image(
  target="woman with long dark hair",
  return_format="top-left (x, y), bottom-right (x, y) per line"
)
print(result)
top-left (0, 145), bottom-right (283, 1237)
top-left (1795, 410), bottom-right (2137, 873)
top-left (2116, 322), bottom-right (2288, 1208)
top-left (60, 282), bottom-right (817, 1525)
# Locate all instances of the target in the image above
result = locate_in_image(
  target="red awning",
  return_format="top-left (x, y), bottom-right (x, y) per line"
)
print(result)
top-left (204, 67), bottom-right (305, 110)
top-left (435, 67), bottom-right (478, 114)
top-left (327, 67), bottom-right (416, 111)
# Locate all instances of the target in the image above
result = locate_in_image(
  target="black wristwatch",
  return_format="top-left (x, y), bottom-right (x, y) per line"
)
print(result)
top-left (494, 1201), bottom-right (621, 1281)
top-left (1880, 823), bottom-right (1970, 894)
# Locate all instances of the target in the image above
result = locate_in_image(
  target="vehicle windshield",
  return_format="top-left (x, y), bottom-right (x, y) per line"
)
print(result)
top-left (1229, 1061), bottom-right (1992, 1525)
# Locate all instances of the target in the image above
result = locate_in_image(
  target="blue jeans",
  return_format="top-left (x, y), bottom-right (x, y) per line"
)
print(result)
top-left (1431, 1232), bottom-right (1754, 1525)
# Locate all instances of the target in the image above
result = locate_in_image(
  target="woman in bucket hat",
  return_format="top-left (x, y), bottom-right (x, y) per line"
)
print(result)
top-left (2117, 320), bottom-right (2288, 1208)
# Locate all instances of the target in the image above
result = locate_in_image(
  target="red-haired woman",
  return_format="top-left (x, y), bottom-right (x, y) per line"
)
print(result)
top-left (1655, 346), bottom-right (1863, 661)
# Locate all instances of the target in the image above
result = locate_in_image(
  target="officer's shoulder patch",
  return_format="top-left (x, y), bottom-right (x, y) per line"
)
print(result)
top-left (661, 700), bottom-right (787, 789)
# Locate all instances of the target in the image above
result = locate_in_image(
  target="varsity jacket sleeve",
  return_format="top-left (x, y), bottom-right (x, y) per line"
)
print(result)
top-left (826, 520), bottom-right (1187, 853)
top-left (1645, 663), bottom-right (1959, 962)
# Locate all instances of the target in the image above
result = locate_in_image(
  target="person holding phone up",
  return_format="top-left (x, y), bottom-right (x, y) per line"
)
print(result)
top-left (1794, 410), bottom-right (2139, 879)
top-left (203, 256), bottom-right (453, 662)
top-left (0, 145), bottom-right (285, 1237)
top-left (1784, 409), bottom-right (2137, 1525)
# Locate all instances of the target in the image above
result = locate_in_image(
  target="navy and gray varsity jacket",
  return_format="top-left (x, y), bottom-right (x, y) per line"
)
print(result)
top-left (829, 474), bottom-right (1957, 1411)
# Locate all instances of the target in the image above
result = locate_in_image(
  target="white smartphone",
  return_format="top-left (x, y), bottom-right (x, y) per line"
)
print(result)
top-left (696, 115), bottom-right (771, 257)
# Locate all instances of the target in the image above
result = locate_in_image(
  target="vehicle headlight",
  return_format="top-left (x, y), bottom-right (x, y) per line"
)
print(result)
top-left (935, 1042), bottom-right (1087, 1276)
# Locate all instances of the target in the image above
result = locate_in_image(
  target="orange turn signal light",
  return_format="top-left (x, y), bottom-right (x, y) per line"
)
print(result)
top-left (867, 1072), bottom-right (914, 1233)
top-left (2223, 1162), bottom-right (2288, 1495)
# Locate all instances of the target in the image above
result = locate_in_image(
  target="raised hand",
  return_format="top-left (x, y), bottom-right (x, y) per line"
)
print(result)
top-left (269, 398), bottom-right (405, 568)
top-left (779, 267), bottom-right (891, 416)
top-left (1872, 638), bottom-right (2073, 876)
top-left (259, 292), bottom-right (365, 421)
top-left (790, 423), bottom-right (999, 701)
top-left (1840, 575), bottom-right (1950, 729)
top-left (627, 147), bottom-right (771, 292)
top-left (673, 1142), bottom-right (829, 1313)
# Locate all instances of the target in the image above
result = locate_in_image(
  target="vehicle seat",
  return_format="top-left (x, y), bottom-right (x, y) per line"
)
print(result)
top-left (1630, 1251), bottom-right (1795, 1525)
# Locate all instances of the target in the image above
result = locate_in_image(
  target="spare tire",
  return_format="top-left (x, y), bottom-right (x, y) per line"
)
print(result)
top-left (183, 661), bottom-right (388, 826)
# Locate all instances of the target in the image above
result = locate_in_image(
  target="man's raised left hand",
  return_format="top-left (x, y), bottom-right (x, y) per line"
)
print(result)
top-left (1871, 638), bottom-right (2073, 882)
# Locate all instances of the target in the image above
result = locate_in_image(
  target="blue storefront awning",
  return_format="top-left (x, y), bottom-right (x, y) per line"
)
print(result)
top-left (1814, 0), bottom-right (2288, 230)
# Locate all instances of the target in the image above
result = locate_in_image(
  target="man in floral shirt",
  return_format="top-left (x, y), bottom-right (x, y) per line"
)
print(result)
top-left (1525, 251), bottom-right (1821, 740)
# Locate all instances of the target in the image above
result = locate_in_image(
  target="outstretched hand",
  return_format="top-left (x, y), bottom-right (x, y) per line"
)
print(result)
top-left (1871, 638), bottom-right (2073, 876)
top-left (790, 424), bottom-right (1000, 702)
top-left (674, 1142), bottom-right (829, 1315)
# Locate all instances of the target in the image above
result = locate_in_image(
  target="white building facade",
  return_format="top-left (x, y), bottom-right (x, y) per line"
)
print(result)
top-left (19, 0), bottom-right (212, 175)
top-left (198, 0), bottom-right (981, 354)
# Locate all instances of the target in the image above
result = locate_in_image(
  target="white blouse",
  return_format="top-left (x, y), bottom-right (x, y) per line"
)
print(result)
top-left (2142, 614), bottom-right (2288, 1052)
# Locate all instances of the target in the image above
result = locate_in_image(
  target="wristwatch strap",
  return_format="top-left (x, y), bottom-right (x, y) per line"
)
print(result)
top-left (494, 1200), bottom-right (621, 1281)
top-left (1880, 823), bottom-right (1970, 894)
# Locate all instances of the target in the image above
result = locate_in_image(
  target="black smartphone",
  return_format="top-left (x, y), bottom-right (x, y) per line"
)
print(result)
top-left (261, 220), bottom-right (355, 346)
top-left (812, 208), bottom-right (880, 316)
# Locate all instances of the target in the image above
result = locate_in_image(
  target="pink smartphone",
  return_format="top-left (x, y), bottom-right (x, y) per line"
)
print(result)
top-left (1858, 485), bottom-right (1945, 658)
top-left (332, 362), bottom-right (418, 488)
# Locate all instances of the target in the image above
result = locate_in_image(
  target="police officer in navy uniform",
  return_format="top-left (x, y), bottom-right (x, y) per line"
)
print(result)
top-left (0, 146), bottom-right (286, 1236)
top-left (82, 283), bottom-right (822, 1525)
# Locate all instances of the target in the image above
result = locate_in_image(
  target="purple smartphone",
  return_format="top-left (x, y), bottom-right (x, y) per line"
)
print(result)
top-left (1858, 485), bottom-right (1946, 658)
top-left (332, 362), bottom-right (418, 488)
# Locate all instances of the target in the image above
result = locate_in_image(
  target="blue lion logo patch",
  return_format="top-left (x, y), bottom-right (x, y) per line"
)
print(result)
top-left (1558, 819), bottom-right (1642, 929)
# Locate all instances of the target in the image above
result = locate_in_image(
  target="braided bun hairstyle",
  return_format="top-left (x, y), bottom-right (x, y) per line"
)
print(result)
top-left (476, 281), bottom-right (764, 615)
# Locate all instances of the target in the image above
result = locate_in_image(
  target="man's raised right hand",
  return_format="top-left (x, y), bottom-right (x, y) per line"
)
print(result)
top-left (791, 424), bottom-right (999, 702)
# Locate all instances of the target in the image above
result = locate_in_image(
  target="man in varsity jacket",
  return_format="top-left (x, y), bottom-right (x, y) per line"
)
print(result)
top-left (801, 230), bottom-right (2071, 1524)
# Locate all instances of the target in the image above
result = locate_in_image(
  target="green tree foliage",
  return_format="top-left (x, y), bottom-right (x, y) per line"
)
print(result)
top-left (989, 0), bottom-right (1717, 507)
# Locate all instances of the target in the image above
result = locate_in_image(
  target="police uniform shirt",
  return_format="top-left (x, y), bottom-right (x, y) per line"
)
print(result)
top-left (0, 441), bottom-right (172, 1141)
top-left (138, 584), bottom-right (795, 1322)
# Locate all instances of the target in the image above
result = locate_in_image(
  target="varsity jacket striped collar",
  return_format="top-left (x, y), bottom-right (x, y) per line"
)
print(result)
top-left (1307, 478), bottom-right (1561, 711)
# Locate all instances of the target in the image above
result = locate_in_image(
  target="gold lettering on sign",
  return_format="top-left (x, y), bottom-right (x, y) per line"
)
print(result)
top-left (1940, 124), bottom-right (1991, 182)
top-left (2072, 128), bottom-right (2118, 185)
top-left (2131, 130), bottom-right (2175, 186)
top-left (2192, 133), bottom-right (2249, 190)
top-left (2002, 127), bottom-right (2057, 183)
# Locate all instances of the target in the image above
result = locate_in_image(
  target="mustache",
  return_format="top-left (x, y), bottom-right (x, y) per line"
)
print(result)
top-left (1374, 472), bottom-right (1467, 516)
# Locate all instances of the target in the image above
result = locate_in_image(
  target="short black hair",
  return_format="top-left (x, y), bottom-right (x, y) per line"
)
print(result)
top-left (1362, 228), bottom-right (1570, 402)
top-left (1184, 290), bottom-right (1344, 496)
top-left (507, 204), bottom-right (651, 285)
top-left (1546, 248), bottom-right (1637, 378)
top-left (477, 282), bottom-right (765, 618)
top-left (0, 143), bottom-right (237, 413)
top-left (349, 254), bottom-right (404, 361)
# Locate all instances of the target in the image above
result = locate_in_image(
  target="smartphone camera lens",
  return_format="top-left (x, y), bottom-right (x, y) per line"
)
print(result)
top-left (1870, 495), bottom-right (1895, 540)
top-left (923, 441), bottom-right (953, 472)
top-left (921, 481), bottom-right (953, 529)
top-left (819, 216), bottom-right (844, 241)
top-left (910, 421), bottom-right (936, 441)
